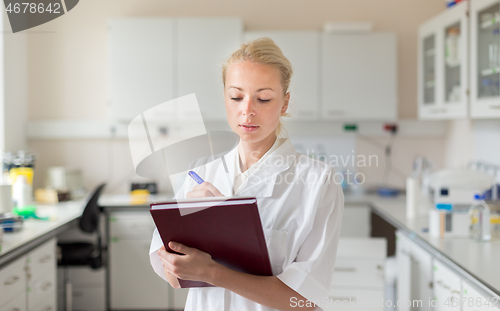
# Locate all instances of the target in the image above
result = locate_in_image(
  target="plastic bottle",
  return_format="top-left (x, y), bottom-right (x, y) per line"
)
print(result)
top-left (12, 175), bottom-right (31, 208)
top-left (468, 194), bottom-right (491, 241)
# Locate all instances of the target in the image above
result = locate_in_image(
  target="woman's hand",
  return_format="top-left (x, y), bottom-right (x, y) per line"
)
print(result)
top-left (186, 181), bottom-right (224, 198)
top-left (157, 241), bottom-right (221, 287)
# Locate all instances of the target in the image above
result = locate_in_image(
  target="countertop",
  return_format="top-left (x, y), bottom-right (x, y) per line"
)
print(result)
top-left (345, 193), bottom-right (500, 298)
top-left (0, 200), bottom-right (85, 266)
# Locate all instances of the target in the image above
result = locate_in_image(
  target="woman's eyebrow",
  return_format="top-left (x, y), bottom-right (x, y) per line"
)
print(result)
top-left (227, 86), bottom-right (274, 92)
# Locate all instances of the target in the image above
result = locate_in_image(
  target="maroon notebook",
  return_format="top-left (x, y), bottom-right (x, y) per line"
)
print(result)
top-left (150, 197), bottom-right (273, 288)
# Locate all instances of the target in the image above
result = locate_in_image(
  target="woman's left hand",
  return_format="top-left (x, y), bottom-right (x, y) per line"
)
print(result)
top-left (157, 241), bottom-right (220, 284)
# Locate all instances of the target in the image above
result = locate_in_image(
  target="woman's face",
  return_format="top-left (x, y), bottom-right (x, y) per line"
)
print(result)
top-left (224, 60), bottom-right (289, 144)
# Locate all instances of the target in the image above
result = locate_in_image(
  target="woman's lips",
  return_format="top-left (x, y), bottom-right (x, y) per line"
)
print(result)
top-left (239, 124), bottom-right (259, 132)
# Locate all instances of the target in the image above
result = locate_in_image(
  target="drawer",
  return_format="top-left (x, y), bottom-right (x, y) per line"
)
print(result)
top-left (28, 269), bottom-right (56, 310)
top-left (68, 267), bottom-right (105, 286)
top-left (0, 292), bottom-right (26, 311)
top-left (28, 239), bottom-right (56, 282)
top-left (109, 212), bottom-right (156, 239)
top-left (0, 256), bottom-right (27, 308)
top-left (31, 294), bottom-right (56, 311)
top-left (331, 259), bottom-right (385, 289)
top-left (322, 289), bottom-right (385, 311)
top-left (72, 287), bottom-right (106, 311)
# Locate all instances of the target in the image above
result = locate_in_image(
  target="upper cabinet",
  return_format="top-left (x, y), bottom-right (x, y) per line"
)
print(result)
top-left (108, 18), bottom-right (176, 122)
top-left (418, 2), bottom-right (469, 119)
top-left (470, 0), bottom-right (500, 118)
top-left (244, 31), bottom-right (320, 121)
top-left (177, 18), bottom-right (243, 121)
top-left (108, 18), bottom-right (242, 123)
top-left (419, 0), bottom-right (500, 120)
top-left (322, 33), bottom-right (397, 121)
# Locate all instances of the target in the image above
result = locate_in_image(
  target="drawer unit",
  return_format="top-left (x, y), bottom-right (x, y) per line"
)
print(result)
top-left (433, 260), bottom-right (461, 311)
top-left (323, 289), bottom-right (385, 311)
top-left (331, 259), bottom-right (385, 289)
top-left (462, 280), bottom-right (500, 311)
top-left (0, 292), bottom-right (26, 311)
top-left (109, 211), bottom-right (156, 239)
top-left (0, 256), bottom-right (27, 308)
top-left (32, 294), bottom-right (56, 311)
top-left (71, 287), bottom-right (105, 311)
top-left (28, 239), bottom-right (56, 283)
top-left (28, 269), bottom-right (56, 310)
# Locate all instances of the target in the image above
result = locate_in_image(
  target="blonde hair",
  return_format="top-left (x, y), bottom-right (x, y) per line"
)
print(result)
top-left (222, 37), bottom-right (292, 138)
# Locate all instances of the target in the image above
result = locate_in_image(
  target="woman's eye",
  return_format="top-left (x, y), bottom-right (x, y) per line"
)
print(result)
top-left (231, 97), bottom-right (242, 101)
top-left (258, 99), bottom-right (271, 103)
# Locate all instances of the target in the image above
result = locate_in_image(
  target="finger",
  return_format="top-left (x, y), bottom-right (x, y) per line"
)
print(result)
top-left (169, 241), bottom-right (192, 255)
top-left (201, 182), bottom-right (224, 197)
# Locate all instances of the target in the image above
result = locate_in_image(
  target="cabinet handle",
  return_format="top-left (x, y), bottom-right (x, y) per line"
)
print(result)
top-left (39, 255), bottom-right (52, 263)
top-left (451, 290), bottom-right (460, 294)
top-left (43, 306), bottom-right (53, 311)
top-left (4, 275), bottom-right (20, 285)
top-left (10, 308), bottom-right (20, 311)
top-left (430, 108), bottom-right (446, 114)
top-left (376, 264), bottom-right (383, 270)
top-left (334, 267), bottom-right (357, 272)
top-left (41, 281), bottom-right (52, 291)
top-left (489, 105), bottom-right (500, 109)
top-left (429, 282), bottom-right (433, 289)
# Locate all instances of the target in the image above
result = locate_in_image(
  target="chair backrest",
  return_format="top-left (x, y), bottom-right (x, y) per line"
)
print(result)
top-left (79, 183), bottom-right (106, 233)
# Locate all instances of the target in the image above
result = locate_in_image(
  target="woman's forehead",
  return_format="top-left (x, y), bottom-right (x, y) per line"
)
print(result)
top-left (225, 61), bottom-right (282, 90)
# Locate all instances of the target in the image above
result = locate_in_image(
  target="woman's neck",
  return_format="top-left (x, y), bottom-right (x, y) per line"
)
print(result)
top-left (238, 133), bottom-right (277, 173)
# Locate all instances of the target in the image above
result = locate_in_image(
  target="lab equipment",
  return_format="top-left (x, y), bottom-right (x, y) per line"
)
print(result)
top-left (188, 170), bottom-right (204, 185)
top-left (46, 166), bottom-right (85, 199)
top-left (429, 208), bottom-right (469, 238)
top-left (12, 175), bottom-right (31, 208)
top-left (0, 183), bottom-right (12, 213)
top-left (468, 194), bottom-right (491, 241)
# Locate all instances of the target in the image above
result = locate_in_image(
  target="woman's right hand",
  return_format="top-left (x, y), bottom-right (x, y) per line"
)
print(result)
top-left (158, 246), bottom-right (181, 289)
top-left (186, 181), bottom-right (224, 198)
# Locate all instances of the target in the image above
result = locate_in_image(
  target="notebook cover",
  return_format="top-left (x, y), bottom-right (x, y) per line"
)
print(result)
top-left (150, 197), bottom-right (272, 288)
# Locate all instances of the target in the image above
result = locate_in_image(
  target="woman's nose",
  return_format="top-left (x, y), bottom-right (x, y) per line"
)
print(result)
top-left (241, 98), bottom-right (256, 116)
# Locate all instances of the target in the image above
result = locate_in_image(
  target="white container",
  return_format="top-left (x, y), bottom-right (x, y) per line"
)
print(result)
top-left (12, 175), bottom-right (31, 208)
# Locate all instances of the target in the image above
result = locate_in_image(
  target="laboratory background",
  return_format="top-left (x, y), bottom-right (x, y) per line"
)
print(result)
top-left (1, 0), bottom-right (500, 310)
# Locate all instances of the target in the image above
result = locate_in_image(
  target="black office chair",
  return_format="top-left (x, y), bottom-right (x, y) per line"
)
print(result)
top-left (57, 183), bottom-right (106, 311)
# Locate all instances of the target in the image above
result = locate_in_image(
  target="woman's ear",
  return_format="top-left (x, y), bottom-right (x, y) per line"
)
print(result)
top-left (281, 92), bottom-right (290, 115)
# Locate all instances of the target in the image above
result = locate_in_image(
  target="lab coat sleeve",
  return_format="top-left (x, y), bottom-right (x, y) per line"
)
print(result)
top-left (276, 170), bottom-right (344, 308)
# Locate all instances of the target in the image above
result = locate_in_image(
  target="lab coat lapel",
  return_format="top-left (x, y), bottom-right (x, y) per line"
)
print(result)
top-left (236, 139), bottom-right (296, 198)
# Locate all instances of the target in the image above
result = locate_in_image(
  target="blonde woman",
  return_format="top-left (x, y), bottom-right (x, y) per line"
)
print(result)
top-left (149, 38), bottom-right (344, 311)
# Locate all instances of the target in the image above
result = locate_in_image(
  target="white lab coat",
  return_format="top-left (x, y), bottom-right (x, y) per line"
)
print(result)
top-left (149, 138), bottom-right (344, 311)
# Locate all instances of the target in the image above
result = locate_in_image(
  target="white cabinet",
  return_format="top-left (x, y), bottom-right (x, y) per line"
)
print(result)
top-left (396, 231), bottom-right (433, 311)
top-left (321, 33), bottom-right (397, 121)
top-left (0, 239), bottom-right (57, 311)
top-left (109, 211), bottom-right (191, 310)
top-left (470, 0), bottom-right (500, 118)
top-left (108, 18), bottom-right (175, 122)
top-left (340, 204), bottom-right (371, 238)
top-left (177, 18), bottom-right (243, 121)
top-left (418, 1), bottom-right (469, 119)
top-left (433, 260), bottom-right (461, 311)
top-left (462, 280), bottom-right (500, 311)
top-left (57, 267), bottom-right (106, 311)
top-left (0, 255), bottom-right (27, 309)
top-left (244, 31), bottom-right (320, 121)
top-left (324, 238), bottom-right (386, 311)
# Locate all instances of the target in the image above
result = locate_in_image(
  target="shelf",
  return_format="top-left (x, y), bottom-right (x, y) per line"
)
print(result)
top-left (480, 16), bottom-right (500, 29)
top-left (481, 67), bottom-right (500, 76)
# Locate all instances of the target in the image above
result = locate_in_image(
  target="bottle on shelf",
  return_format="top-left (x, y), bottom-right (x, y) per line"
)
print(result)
top-left (468, 194), bottom-right (491, 241)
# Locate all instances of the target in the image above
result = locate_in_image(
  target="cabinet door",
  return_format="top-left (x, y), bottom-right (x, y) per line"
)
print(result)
top-left (470, 0), bottom-right (500, 118)
top-left (321, 33), bottom-right (397, 120)
top-left (462, 280), bottom-right (500, 311)
top-left (109, 238), bottom-right (171, 309)
top-left (0, 292), bottom-right (26, 311)
top-left (177, 18), bottom-right (243, 121)
top-left (418, 2), bottom-right (469, 119)
top-left (108, 18), bottom-right (175, 122)
top-left (409, 238), bottom-right (433, 311)
top-left (244, 31), bottom-right (319, 121)
top-left (0, 256), bottom-right (26, 308)
top-left (433, 260), bottom-right (461, 311)
top-left (396, 232), bottom-right (412, 311)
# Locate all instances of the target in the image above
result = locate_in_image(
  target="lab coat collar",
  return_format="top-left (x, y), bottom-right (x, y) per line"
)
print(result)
top-left (222, 138), bottom-right (296, 198)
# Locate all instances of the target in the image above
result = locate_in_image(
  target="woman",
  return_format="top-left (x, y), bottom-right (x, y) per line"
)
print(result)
top-left (149, 37), bottom-right (344, 311)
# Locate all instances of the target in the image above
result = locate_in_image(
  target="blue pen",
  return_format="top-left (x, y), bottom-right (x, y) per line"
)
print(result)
top-left (188, 170), bottom-right (205, 184)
